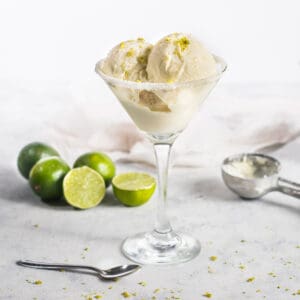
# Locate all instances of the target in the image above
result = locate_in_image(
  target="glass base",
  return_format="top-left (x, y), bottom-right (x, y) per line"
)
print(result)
top-left (121, 230), bottom-right (201, 265)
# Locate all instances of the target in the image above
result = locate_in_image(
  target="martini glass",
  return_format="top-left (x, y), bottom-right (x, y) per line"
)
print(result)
top-left (95, 56), bottom-right (227, 264)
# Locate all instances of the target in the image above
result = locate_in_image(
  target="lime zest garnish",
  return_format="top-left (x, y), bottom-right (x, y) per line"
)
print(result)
top-left (246, 277), bottom-right (255, 282)
top-left (174, 37), bottom-right (190, 52)
top-left (126, 48), bottom-right (135, 57)
top-left (137, 55), bottom-right (147, 64)
top-left (124, 70), bottom-right (129, 79)
top-left (173, 48), bottom-right (182, 59)
top-left (121, 291), bottom-right (131, 298)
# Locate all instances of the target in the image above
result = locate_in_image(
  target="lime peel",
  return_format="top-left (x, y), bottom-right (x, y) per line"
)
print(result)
top-left (112, 172), bottom-right (156, 207)
top-left (29, 157), bottom-right (70, 201)
top-left (18, 142), bottom-right (60, 179)
top-left (73, 152), bottom-right (115, 187)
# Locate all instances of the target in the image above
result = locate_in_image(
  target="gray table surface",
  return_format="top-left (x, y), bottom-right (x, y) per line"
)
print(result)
top-left (0, 82), bottom-right (299, 300)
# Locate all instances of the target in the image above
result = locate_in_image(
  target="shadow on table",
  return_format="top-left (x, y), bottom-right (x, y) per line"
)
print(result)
top-left (191, 176), bottom-right (300, 215)
top-left (189, 177), bottom-right (240, 203)
top-left (0, 166), bottom-right (123, 209)
top-left (262, 197), bottom-right (300, 216)
top-left (0, 166), bottom-right (46, 207)
top-left (101, 189), bottom-right (123, 207)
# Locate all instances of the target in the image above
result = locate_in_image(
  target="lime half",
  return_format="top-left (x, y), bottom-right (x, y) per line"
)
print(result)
top-left (112, 173), bottom-right (156, 207)
top-left (63, 166), bottom-right (105, 209)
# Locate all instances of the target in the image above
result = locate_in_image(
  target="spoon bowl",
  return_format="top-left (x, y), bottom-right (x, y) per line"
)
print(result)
top-left (101, 264), bottom-right (142, 279)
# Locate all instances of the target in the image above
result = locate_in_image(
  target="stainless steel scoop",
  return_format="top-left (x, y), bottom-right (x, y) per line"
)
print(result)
top-left (221, 153), bottom-right (300, 199)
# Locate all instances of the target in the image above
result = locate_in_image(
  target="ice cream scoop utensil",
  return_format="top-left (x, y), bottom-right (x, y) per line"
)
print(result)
top-left (222, 153), bottom-right (300, 199)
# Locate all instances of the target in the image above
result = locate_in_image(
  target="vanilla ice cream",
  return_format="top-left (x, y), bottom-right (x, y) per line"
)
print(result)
top-left (147, 33), bottom-right (216, 83)
top-left (97, 33), bottom-right (223, 135)
top-left (100, 38), bottom-right (152, 82)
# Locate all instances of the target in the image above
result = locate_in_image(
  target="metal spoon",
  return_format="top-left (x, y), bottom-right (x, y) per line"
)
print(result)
top-left (221, 153), bottom-right (300, 199)
top-left (17, 260), bottom-right (141, 279)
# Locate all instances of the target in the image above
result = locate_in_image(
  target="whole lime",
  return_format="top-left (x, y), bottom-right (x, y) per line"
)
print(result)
top-left (73, 152), bottom-right (116, 187)
top-left (29, 157), bottom-right (70, 201)
top-left (112, 172), bottom-right (156, 206)
top-left (17, 142), bottom-right (60, 179)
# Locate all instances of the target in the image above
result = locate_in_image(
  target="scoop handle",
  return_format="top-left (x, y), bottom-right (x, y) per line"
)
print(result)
top-left (277, 177), bottom-right (300, 199)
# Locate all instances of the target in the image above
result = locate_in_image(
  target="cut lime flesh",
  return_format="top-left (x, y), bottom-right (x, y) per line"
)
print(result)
top-left (63, 166), bottom-right (105, 209)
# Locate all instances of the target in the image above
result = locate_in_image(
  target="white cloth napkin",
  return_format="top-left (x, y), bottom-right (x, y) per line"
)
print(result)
top-left (46, 80), bottom-right (300, 168)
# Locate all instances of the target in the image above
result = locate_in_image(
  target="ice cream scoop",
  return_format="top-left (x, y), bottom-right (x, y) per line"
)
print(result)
top-left (222, 153), bottom-right (300, 200)
top-left (146, 33), bottom-right (216, 83)
top-left (99, 38), bottom-right (152, 82)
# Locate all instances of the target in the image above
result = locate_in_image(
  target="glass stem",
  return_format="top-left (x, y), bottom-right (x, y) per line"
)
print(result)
top-left (153, 143), bottom-right (173, 234)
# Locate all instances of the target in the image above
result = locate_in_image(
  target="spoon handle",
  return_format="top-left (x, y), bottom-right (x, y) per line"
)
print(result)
top-left (17, 260), bottom-right (101, 273)
top-left (277, 177), bottom-right (300, 199)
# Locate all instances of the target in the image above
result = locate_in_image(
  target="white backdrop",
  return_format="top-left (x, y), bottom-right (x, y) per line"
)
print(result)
top-left (0, 0), bottom-right (299, 84)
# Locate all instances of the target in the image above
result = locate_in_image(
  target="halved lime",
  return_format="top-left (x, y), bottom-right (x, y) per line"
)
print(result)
top-left (18, 142), bottom-right (60, 179)
top-left (112, 173), bottom-right (156, 207)
top-left (73, 152), bottom-right (116, 187)
top-left (63, 166), bottom-right (105, 209)
top-left (29, 157), bottom-right (70, 201)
